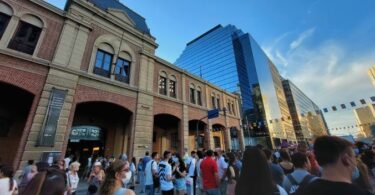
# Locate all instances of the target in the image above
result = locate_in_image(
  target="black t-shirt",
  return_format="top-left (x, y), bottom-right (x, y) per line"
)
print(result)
top-left (173, 163), bottom-right (186, 179)
top-left (296, 179), bottom-right (371, 195)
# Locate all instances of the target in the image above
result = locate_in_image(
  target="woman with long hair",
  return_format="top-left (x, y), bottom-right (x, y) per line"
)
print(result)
top-left (279, 149), bottom-right (294, 174)
top-left (0, 165), bottom-right (18, 195)
top-left (67, 161), bottom-right (80, 195)
top-left (235, 147), bottom-right (287, 195)
top-left (88, 161), bottom-right (106, 194)
top-left (173, 154), bottom-right (187, 195)
top-left (99, 160), bottom-right (135, 195)
top-left (21, 167), bottom-right (67, 195)
top-left (226, 152), bottom-right (239, 195)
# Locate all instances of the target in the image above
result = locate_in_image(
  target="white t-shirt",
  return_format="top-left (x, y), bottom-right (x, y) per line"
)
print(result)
top-left (64, 157), bottom-right (71, 170)
top-left (68, 172), bottom-right (79, 192)
top-left (187, 157), bottom-right (196, 177)
top-left (217, 156), bottom-right (228, 179)
top-left (145, 160), bottom-right (158, 185)
top-left (158, 161), bottom-right (173, 191)
top-left (0, 178), bottom-right (17, 195)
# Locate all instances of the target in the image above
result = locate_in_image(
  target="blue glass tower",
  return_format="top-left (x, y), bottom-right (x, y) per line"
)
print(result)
top-left (176, 25), bottom-right (296, 147)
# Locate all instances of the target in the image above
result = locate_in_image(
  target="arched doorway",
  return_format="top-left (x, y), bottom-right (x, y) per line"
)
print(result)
top-left (0, 82), bottom-right (34, 166)
top-left (188, 120), bottom-right (207, 150)
top-left (153, 114), bottom-right (180, 155)
top-left (212, 124), bottom-right (226, 150)
top-left (66, 102), bottom-right (132, 169)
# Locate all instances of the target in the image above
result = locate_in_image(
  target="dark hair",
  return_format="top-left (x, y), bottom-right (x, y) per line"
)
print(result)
top-left (151, 152), bottom-right (158, 159)
top-left (361, 150), bottom-right (375, 171)
top-left (197, 150), bottom-right (204, 159)
top-left (262, 149), bottom-right (272, 161)
top-left (314, 136), bottom-right (354, 166)
top-left (36, 162), bottom-right (49, 172)
top-left (191, 151), bottom-right (196, 155)
top-left (131, 157), bottom-right (137, 168)
top-left (21, 168), bottom-right (66, 195)
top-left (280, 149), bottom-right (291, 162)
top-left (163, 151), bottom-right (171, 159)
top-left (236, 147), bottom-right (275, 195)
top-left (206, 150), bottom-right (214, 157)
top-left (145, 151), bottom-right (149, 156)
top-left (0, 165), bottom-right (14, 191)
top-left (28, 160), bottom-right (34, 165)
top-left (100, 160), bottom-right (126, 195)
top-left (291, 152), bottom-right (308, 168)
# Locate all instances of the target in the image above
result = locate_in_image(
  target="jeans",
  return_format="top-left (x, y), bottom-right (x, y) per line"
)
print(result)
top-left (145, 184), bottom-right (154, 195)
top-left (204, 188), bottom-right (220, 195)
top-left (219, 180), bottom-right (227, 195)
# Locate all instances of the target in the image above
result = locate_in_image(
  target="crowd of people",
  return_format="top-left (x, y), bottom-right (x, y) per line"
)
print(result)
top-left (0, 135), bottom-right (374, 195)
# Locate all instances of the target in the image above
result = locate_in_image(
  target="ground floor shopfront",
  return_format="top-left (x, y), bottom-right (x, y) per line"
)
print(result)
top-left (0, 64), bottom-right (244, 171)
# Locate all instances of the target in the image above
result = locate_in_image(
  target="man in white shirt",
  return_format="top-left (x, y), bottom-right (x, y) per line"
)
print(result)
top-left (186, 151), bottom-right (197, 195)
top-left (216, 148), bottom-right (228, 195)
top-left (158, 151), bottom-right (174, 195)
top-left (145, 152), bottom-right (159, 195)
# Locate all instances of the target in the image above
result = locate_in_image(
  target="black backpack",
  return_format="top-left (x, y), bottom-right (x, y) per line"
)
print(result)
top-left (287, 174), bottom-right (315, 194)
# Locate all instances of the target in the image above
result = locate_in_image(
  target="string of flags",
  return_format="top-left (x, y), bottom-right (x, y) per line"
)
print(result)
top-left (327, 122), bottom-right (375, 131)
top-left (322, 96), bottom-right (375, 113)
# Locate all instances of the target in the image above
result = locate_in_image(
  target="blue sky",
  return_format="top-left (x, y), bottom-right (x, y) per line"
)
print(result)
top-left (45, 0), bottom-right (375, 137)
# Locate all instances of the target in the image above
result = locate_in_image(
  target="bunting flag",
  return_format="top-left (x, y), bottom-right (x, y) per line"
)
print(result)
top-left (321, 96), bottom-right (375, 113)
top-left (327, 122), bottom-right (375, 131)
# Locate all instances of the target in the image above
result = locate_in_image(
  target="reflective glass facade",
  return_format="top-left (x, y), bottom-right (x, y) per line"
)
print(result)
top-left (283, 79), bottom-right (329, 142)
top-left (176, 25), bottom-right (296, 148)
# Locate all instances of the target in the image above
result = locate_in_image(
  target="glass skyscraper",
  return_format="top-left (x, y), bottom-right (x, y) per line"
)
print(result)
top-left (176, 25), bottom-right (297, 147)
top-left (282, 79), bottom-right (329, 142)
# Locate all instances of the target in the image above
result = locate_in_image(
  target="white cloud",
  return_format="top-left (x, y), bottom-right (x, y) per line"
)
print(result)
top-left (264, 33), bottom-right (375, 137)
top-left (290, 28), bottom-right (316, 50)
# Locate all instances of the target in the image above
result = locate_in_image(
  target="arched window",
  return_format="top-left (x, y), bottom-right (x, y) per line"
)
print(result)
top-left (159, 71), bottom-right (167, 95)
top-left (232, 101), bottom-right (236, 116)
top-left (115, 51), bottom-right (131, 83)
top-left (93, 43), bottom-right (114, 78)
top-left (196, 86), bottom-right (202, 106)
top-left (190, 83), bottom-right (195, 104)
top-left (169, 75), bottom-right (177, 98)
top-left (216, 95), bottom-right (221, 109)
top-left (211, 93), bottom-right (216, 109)
top-left (8, 14), bottom-right (43, 55)
top-left (227, 100), bottom-right (232, 114)
top-left (0, 2), bottom-right (13, 39)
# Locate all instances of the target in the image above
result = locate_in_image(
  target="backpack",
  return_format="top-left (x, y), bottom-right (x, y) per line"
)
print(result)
top-left (287, 174), bottom-right (315, 194)
top-left (151, 161), bottom-right (160, 188)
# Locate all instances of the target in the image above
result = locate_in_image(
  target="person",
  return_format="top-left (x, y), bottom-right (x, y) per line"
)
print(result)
top-left (173, 154), bottom-right (187, 195)
top-left (67, 161), bottom-right (80, 195)
top-left (263, 149), bottom-right (285, 186)
top-left (0, 165), bottom-right (18, 195)
top-left (129, 157), bottom-right (136, 189)
top-left (279, 149), bottom-right (294, 174)
top-left (361, 150), bottom-right (375, 186)
top-left (21, 167), bottom-right (67, 195)
top-left (196, 150), bottom-right (204, 195)
top-left (158, 151), bottom-right (174, 195)
top-left (143, 152), bottom-right (151, 171)
top-left (137, 158), bottom-right (145, 193)
top-left (354, 159), bottom-right (375, 194)
top-left (186, 151), bottom-right (196, 195)
top-left (296, 136), bottom-right (371, 195)
top-left (201, 149), bottom-right (219, 195)
top-left (298, 143), bottom-right (321, 176)
top-left (88, 161), bottom-right (106, 194)
top-left (99, 160), bottom-right (135, 195)
top-left (145, 152), bottom-right (159, 195)
top-left (19, 160), bottom-right (34, 181)
top-left (215, 148), bottom-right (228, 195)
top-left (235, 147), bottom-right (287, 195)
top-left (18, 164), bottom-right (37, 193)
top-left (282, 152), bottom-right (316, 194)
top-left (64, 155), bottom-right (73, 170)
top-left (226, 152), bottom-right (238, 195)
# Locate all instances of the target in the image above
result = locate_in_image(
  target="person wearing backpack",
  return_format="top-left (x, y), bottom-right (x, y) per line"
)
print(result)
top-left (282, 152), bottom-right (316, 194)
top-left (145, 152), bottom-right (159, 195)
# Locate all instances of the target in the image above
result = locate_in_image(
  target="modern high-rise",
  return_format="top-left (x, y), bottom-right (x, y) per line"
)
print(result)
top-left (176, 25), bottom-right (297, 147)
top-left (282, 79), bottom-right (329, 142)
top-left (354, 104), bottom-right (375, 138)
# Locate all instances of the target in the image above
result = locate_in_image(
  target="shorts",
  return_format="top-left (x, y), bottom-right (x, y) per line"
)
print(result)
top-left (175, 178), bottom-right (187, 190)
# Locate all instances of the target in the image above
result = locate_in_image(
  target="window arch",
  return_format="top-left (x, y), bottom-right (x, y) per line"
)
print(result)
top-left (115, 51), bottom-right (131, 83)
top-left (211, 92), bottom-right (216, 109)
top-left (93, 43), bottom-right (114, 78)
top-left (216, 94), bottom-right (221, 110)
top-left (196, 86), bottom-right (202, 106)
top-left (8, 14), bottom-right (43, 55)
top-left (159, 71), bottom-right (167, 95)
top-left (169, 75), bottom-right (177, 98)
top-left (0, 2), bottom-right (12, 39)
top-left (189, 83), bottom-right (196, 104)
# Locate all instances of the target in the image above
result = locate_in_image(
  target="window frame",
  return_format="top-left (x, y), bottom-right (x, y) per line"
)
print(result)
top-left (93, 49), bottom-right (113, 78)
top-left (197, 90), bottom-right (202, 106)
top-left (169, 79), bottom-right (176, 98)
top-left (114, 57), bottom-right (131, 83)
top-left (0, 12), bottom-right (11, 39)
top-left (8, 20), bottom-right (42, 55)
top-left (190, 87), bottom-right (196, 104)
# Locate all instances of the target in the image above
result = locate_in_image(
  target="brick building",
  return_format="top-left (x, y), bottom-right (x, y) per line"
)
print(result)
top-left (0, 0), bottom-right (243, 170)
